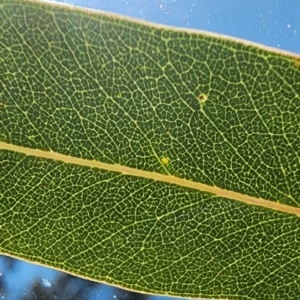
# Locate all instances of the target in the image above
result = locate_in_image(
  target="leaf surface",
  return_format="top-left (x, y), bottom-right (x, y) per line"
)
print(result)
top-left (1, 1), bottom-right (300, 299)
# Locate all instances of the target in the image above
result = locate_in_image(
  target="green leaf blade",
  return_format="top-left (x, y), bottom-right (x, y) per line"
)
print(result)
top-left (1, 0), bottom-right (300, 299)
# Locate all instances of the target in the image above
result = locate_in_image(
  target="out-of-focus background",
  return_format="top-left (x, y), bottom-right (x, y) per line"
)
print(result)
top-left (54, 0), bottom-right (299, 53)
top-left (1, 1), bottom-right (299, 299)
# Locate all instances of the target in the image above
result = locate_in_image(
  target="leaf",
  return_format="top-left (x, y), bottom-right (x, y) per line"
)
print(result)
top-left (1, 0), bottom-right (300, 299)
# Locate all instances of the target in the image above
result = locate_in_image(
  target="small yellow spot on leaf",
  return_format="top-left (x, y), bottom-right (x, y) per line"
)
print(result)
top-left (198, 93), bottom-right (208, 104)
top-left (115, 92), bottom-right (122, 98)
top-left (161, 156), bottom-right (170, 165)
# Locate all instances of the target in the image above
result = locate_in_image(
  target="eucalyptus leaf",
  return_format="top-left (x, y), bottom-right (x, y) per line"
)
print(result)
top-left (1, 1), bottom-right (300, 299)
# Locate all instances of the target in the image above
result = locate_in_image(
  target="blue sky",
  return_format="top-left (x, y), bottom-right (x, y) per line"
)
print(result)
top-left (1, 1), bottom-right (299, 300)
top-left (52, 0), bottom-right (299, 53)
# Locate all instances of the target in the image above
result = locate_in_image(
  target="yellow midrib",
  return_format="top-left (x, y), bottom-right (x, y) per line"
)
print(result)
top-left (1, 141), bottom-right (299, 216)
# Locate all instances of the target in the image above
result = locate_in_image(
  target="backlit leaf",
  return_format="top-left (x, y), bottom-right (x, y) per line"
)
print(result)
top-left (1, 1), bottom-right (300, 299)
